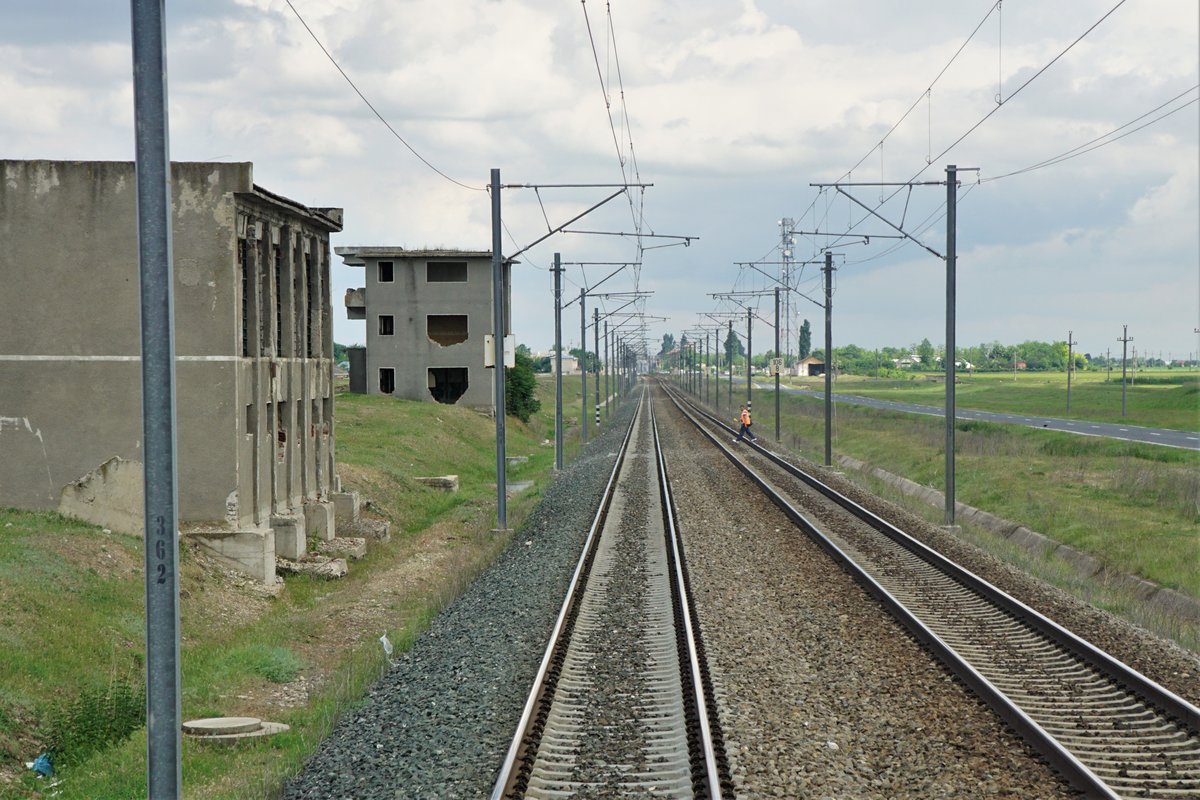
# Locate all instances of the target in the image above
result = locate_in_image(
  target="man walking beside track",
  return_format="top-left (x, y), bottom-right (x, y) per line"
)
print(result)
top-left (733, 404), bottom-right (756, 443)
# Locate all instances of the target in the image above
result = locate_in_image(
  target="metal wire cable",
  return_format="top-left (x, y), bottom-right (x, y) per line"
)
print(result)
top-left (982, 87), bottom-right (1199, 183)
top-left (282, 0), bottom-right (482, 192)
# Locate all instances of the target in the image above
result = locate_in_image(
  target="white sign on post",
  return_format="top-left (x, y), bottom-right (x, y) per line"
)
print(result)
top-left (483, 334), bottom-right (516, 368)
top-left (770, 357), bottom-right (784, 375)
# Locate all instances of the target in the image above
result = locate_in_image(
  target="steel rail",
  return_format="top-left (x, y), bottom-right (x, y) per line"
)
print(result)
top-left (650, 397), bottom-right (727, 798)
top-left (669, 383), bottom-right (1200, 737)
top-left (489, 388), bottom-right (643, 800)
top-left (492, 386), bottom-right (728, 799)
top-left (659, 382), bottom-right (1132, 799)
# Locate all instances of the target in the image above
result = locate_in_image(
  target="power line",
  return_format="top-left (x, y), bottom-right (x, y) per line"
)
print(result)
top-left (982, 86), bottom-right (1199, 183)
top-left (807, 0), bottom-right (1133, 265)
top-left (282, 0), bottom-right (481, 192)
top-left (832, 1), bottom-right (1001, 186)
top-left (922, 0), bottom-right (1131, 174)
top-left (581, 0), bottom-right (648, 289)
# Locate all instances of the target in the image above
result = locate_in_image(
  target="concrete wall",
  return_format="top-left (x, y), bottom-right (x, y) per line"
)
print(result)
top-left (0, 160), bottom-right (341, 549)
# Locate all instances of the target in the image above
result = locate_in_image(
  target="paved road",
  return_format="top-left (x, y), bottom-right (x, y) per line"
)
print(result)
top-left (747, 383), bottom-right (1200, 450)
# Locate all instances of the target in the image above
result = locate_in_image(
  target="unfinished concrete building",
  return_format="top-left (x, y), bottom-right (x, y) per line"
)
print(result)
top-left (0, 160), bottom-right (358, 581)
top-left (338, 248), bottom-right (511, 409)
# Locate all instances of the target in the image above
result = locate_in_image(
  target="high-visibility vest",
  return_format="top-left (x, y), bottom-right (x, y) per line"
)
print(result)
top-left (741, 409), bottom-right (751, 426)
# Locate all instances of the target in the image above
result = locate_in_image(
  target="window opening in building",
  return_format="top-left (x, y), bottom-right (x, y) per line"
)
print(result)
top-left (239, 239), bottom-right (250, 357)
top-left (378, 261), bottom-right (394, 282)
top-left (427, 367), bottom-right (468, 404)
top-left (293, 239), bottom-right (304, 356)
top-left (305, 247), bottom-right (316, 357)
top-left (274, 245), bottom-right (283, 356)
top-left (427, 261), bottom-right (468, 282)
top-left (245, 404), bottom-right (256, 435)
top-left (427, 314), bottom-right (468, 346)
top-left (379, 315), bottom-right (395, 336)
top-left (380, 368), bottom-right (395, 394)
top-left (258, 240), bottom-right (271, 356)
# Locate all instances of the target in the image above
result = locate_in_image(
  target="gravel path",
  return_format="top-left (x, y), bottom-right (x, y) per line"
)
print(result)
top-left (282, 398), bottom-right (640, 800)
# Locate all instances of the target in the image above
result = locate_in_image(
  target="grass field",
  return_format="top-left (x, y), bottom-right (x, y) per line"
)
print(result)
top-left (782, 369), bottom-right (1200, 431)
top-left (0, 373), bottom-right (626, 799)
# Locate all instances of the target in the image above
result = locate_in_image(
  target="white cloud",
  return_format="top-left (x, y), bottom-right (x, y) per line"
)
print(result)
top-left (0, 0), bottom-right (1195, 357)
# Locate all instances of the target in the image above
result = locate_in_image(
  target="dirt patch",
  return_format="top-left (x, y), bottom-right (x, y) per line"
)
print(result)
top-left (41, 529), bottom-right (141, 580)
top-left (179, 541), bottom-right (282, 635)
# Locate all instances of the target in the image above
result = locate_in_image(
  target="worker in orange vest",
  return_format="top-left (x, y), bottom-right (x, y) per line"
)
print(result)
top-left (733, 404), bottom-right (756, 443)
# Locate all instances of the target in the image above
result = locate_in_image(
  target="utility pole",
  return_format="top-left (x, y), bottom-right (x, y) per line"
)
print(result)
top-left (1119, 325), bottom-right (1133, 417)
top-left (580, 289), bottom-right (587, 443)
top-left (594, 307), bottom-right (601, 429)
top-left (746, 306), bottom-right (753, 407)
top-left (727, 321), bottom-right (733, 410)
top-left (780, 217), bottom-right (794, 367)
top-left (490, 168), bottom-right (508, 531)
top-left (774, 286), bottom-right (781, 442)
top-left (943, 164), bottom-right (957, 526)
top-left (1066, 330), bottom-right (1077, 413)
top-left (551, 253), bottom-right (564, 470)
top-left (131, 2), bottom-right (182, 792)
top-left (603, 319), bottom-right (609, 420)
top-left (705, 332), bottom-right (711, 406)
top-left (823, 251), bottom-right (834, 467)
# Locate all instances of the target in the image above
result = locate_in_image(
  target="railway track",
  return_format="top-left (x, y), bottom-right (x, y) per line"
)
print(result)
top-left (663, 382), bottom-right (1200, 800)
top-left (490, 388), bottom-right (731, 799)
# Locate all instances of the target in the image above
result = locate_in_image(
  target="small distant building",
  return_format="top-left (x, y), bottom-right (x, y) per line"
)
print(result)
top-left (793, 356), bottom-right (825, 377)
top-left (0, 160), bottom-right (358, 582)
top-left (338, 248), bottom-right (511, 409)
top-left (550, 353), bottom-right (580, 375)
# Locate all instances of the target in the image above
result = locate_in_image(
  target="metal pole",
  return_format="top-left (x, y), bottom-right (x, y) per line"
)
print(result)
top-left (594, 307), bottom-right (600, 429)
top-left (1119, 324), bottom-right (1132, 416)
top-left (1066, 329), bottom-right (1076, 413)
top-left (728, 320), bottom-right (733, 410)
top-left (746, 307), bottom-right (753, 407)
top-left (944, 164), bottom-right (957, 526)
top-left (130, 1), bottom-right (181, 794)
top-left (580, 289), bottom-right (587, 443)
top-left (552, 253), bottom-right (563, 470)
top-left (823, 251), bottom-right (833, 468)
top-left (705, 333), bottom-right (710, 405)
top-left (604, 320), bottom-right (609, 419)
top-left (490, 168), bottom-right (507, 530)
top-left (775, 287), bottom-right (781, 442)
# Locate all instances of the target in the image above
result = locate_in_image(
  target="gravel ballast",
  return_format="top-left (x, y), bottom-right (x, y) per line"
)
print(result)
top-left (283, 398), bottom-right (640, 800)
top-left (284, 382), bottom-right (1198, 799)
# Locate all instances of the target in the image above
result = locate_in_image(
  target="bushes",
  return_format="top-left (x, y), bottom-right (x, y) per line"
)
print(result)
top-left (505, 350), bottom-right (541, 423)
top-left (47, 675), bottom-right (145, 766)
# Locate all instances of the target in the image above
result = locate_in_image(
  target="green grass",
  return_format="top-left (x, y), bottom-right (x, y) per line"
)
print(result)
top-left (0, 376), bottom-right (635, 798)
top-left (796, 369), bottom-right (1200, 431)
top-left (738, 386), bottom-right (1200, 601)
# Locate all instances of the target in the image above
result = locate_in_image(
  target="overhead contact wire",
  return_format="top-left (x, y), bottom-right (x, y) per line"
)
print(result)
top-left (282, 0), bottom-right (481, 192)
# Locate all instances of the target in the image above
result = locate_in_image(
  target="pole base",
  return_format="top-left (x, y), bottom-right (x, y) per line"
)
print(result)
top-left (490, 528), bottom-right (512, 535)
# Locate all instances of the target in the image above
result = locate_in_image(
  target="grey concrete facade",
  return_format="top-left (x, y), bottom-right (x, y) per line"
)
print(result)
top-left (338, 248), bottom-right (511, 410)
top-left (0, 160), bottom-right (347, 580)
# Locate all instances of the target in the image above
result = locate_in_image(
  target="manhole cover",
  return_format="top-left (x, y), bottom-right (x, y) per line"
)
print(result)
top-left (182, 717), bottom-right (262, 736)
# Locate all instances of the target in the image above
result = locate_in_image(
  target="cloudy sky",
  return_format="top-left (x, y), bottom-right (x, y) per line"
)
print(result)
top-left (5, 0), bottom-right (1197, 362)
